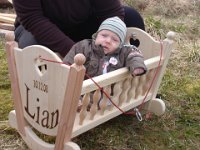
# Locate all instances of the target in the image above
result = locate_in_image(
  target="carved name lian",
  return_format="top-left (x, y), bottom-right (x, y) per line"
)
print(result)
top-left (24, 80), bottom-right (59, 129)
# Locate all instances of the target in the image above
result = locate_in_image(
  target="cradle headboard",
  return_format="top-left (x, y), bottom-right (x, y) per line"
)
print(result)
top-left (125, 27), bottom-right (169, 60)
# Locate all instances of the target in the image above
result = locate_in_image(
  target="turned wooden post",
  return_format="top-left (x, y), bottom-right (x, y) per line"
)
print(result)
top-left (55, 54), bottom-right (86, 150)
top-left (5, 33), bottom-right (26, 136)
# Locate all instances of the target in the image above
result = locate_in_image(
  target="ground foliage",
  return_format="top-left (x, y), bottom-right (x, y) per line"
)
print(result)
top-left (0, 0), bottom-right (200, 149)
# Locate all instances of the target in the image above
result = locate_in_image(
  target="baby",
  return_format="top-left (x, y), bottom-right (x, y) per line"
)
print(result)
top-left (63, 16), bottom-right (147, 77)
top-left (63, 16), bottom-right (147, 111)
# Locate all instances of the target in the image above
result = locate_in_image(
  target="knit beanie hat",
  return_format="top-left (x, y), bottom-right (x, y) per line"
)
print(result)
top-left (97, 16), bottom-right (127, 45)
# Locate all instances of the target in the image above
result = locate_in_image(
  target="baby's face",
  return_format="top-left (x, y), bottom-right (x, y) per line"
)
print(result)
top-left (95, 30), bottom-right (120, 54)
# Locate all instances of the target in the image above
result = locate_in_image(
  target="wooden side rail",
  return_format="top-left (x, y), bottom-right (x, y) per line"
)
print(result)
top-left (6, 28), bottom-right (175, 150)
top-left (72, 58), bottom-right (162, 138)
top-left (71, 29), bottom-right (175, 138)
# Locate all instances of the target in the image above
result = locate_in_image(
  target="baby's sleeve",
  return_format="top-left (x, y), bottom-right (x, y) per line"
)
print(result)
top-left (125, 46), bottom-right (147, 74)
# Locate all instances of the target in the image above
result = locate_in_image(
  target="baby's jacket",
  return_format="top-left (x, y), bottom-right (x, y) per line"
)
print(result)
top-left (63, 39), bottom-right (147, 78)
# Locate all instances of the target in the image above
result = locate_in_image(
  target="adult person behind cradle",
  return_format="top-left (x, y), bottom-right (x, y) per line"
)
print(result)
top-left (13, 0), bottom-right (145, 58)
top-left (63, 16), bottom-right (147, 110)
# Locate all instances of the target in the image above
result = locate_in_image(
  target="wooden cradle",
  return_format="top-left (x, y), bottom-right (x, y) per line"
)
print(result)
top-left (5, 27), bottom-right (175, 150)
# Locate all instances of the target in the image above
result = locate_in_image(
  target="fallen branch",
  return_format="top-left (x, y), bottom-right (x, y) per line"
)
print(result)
top-left (0, 22), bottom-right (15, 31)
top-left (0, 15), bottom-right (15, 24)
top-left (0, 13), bottom-right (16, 19)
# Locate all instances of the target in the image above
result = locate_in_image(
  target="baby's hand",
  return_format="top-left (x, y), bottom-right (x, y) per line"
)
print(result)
top-left (132, 68), bottom-right (145, 76)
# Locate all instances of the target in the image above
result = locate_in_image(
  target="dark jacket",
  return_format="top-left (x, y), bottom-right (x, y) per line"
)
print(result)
top-left (63, 39), bottom-right (147, 78)
top-left (13, 0), bottom-right (124, 57)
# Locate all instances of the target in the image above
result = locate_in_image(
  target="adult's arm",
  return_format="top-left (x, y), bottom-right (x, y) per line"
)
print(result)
top-left (92, 0), bottom-right (125, 23)
top-left (13, 0), bottom-right (124, 57)
top-left (13, 0), bottom-right (74, 57)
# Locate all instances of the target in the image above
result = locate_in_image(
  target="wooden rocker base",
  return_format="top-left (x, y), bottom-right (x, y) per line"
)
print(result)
top-left (9, 111), bottom-right (81, 150)
top-left (143, 98), bottom-right (166, 116)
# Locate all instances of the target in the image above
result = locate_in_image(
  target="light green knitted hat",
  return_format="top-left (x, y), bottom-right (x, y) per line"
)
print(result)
top-left (97, 16), bottom-right (127, 45)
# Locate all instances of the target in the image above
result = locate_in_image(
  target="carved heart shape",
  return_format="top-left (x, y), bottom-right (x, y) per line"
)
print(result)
top-left (35, 58), bottom-right (47, 76)
top-left (130, 38), bottom-right (140, 47)
top-left (38, 64), bottom-right (47, 75)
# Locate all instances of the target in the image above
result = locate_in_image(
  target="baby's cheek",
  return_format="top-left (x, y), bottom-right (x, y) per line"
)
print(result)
top-left (95, 37), bottom-right (103, 45)
top-left (114, 41), bottom-right (120, 46)
top-left (95, 40), bottom-right (101, 46)
top-left (113, 43), bottom-right (120, 49)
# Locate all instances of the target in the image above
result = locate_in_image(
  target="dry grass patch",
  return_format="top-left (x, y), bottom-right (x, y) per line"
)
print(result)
top-left (0, 0), bottom-right (200, 149)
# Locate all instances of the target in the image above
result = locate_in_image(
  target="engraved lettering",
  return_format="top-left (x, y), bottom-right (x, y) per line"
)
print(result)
top-left (50, 110), bottom-right (59, 128)
top-left (36, 98), bottom-right (40, 125)
top-left (24, 84), bottom-right (35, 119)
top-left (33, 80), bottom-right (48, 93)
top-left (24, 83), bottom-right (59, 129)
top-left (41, 110), bottom-right (50, 128)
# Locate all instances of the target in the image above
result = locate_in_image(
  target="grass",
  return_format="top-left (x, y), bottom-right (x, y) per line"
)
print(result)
top-left (0, 44), bottom-right (13, 121)
top-left (0, 0), bottom-right (200, 149)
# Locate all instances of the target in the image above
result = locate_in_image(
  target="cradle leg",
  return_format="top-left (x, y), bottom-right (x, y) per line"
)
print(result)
top-left (144, 98), bottom-right (165, 116)
top-left (64, 141), bottom-right (81, 150)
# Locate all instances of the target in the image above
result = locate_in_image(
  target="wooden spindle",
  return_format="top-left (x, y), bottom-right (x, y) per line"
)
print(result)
top-left (127, 76), bottom-right (139, 102)
top-left (118, 78), bottom-right (131, 106)
top-left (79, 93), bottom-right (90, 125)
top-left (135, 76), bottom-right (142, 99)
top-left (142, 70), bottom-right (154, 95)
top-left (90, 89), bottom-right (101, 120)
top-left (99, 86), bottom-right (110, 115)
top-left (109, 82), bottom-right (122, 110)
